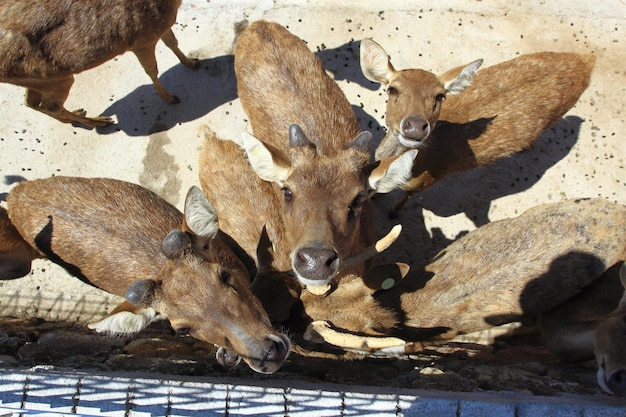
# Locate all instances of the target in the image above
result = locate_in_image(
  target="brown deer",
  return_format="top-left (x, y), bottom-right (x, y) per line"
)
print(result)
top-left (0, 205), bottom-right (38, 280)
top-left (2, 176), bottom-right (290, 374)
top-left (0, 0), bottom-right (197, 127)
top-left (200, 125), bottom-right (409, 325)
top-left (199, 21), bottom-right (416, 294)
top-left (361, 39), bottom-right (595, 213)
top-left (300, 198), bottom-right (626, 396)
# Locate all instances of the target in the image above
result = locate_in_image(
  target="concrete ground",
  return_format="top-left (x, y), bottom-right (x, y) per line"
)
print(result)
top-left (1, 0), bottom-right (625, 414)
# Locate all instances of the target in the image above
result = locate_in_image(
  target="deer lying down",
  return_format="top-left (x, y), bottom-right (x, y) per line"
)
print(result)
top-left (302, 198), bottom-right (626, 396)
top-left (2, 176), bottom-right (290, 374)
top-left (0, 0), bottom-right (197, 127)
top-left (361, 39), bottom-right (595, 212)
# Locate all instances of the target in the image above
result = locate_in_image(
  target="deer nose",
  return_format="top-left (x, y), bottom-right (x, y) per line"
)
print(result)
top-left (400, 115), bottom-right (430, 142)
top-left (257, 334), bottom-right (291, 374)
top-left (607, 368), bottom-right (626, 397)
top-left (293, 246), bottom-right (339, 285)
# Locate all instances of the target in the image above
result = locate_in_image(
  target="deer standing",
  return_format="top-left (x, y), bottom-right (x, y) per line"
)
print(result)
top-left (361, 39), bottom-right (595, 213)
top-left (301, 198), bottom-right (626, 396)
top-left (0, 0), bottom-right (197, 127)
top-left (199, 21), bottom-right (415, 291)
top-left (2, 176), bottom-right (290, 374)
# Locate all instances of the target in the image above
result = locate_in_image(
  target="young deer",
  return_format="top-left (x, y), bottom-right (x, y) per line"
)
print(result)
top-left (0, 0), bottom-right (197, 127)
top-left (302, 198), bottom-right (626, 396)
top-left (361, 39), bottom-right (595, 212)
top-left (3, 176), bottom-right (290, 374)
top-left (200, 20), bottom-right (415, 291)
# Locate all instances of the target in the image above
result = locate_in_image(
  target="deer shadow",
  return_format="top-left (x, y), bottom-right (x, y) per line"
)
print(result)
top-left (315, 39), bottom-right (377, 91)
top-left (373, 115), bottom-right (584, 267)
top-left (96, 55), bottom-right (237, 136)
top-left (93, 40), bottom-right (374, 137)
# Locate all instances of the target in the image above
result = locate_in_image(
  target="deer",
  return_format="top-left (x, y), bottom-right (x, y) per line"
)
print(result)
top-left (200, 126), bottom-right (409, 325)
top-left (199, 20), bottom-right (416, 300)
top-left (1, 176), bottom-right (290, 374)
top-left (299, 197), bottom-right (626, 396)
top-left (0, 205), bottom-right (38, 280)
top-left (360, 39), bottom-right (596, 214)
top-left (0, 0), bottom-right (197, 127)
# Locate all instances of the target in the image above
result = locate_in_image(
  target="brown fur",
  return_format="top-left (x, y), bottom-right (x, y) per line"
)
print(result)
top-left (232, 20), bottom-right (369, 286)
top-left (200, 21), bottom-right (413, 288)
top-left (4, 176), bottom-right (289, 374)
top-left (0, 0), bottom-right (196, 127)
top-left (0, 205), bottom-right (39, 279)
top-left (199, 127), bottom-right (284, 269)
top-left (302, 198), bottom-right (626, 394)
top-left (363, 41), bottom-right (595, 209)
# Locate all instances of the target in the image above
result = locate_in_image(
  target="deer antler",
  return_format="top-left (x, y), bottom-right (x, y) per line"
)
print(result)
top-left (304, 320), bottom-right (407, 352)
top-left (340, 224), bottom-right (402, 271)
top-left (306, 224), bottom-right (402, 295)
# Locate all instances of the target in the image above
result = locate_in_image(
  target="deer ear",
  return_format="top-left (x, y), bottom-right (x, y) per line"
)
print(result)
top-left (183, 186), bottom-right (219, 240)
top-left (367, 149), bottom-right (417, 194)
top-left (125, 279), bottom-right (161, 307)
top-left (360, 38), bottom-right (397, 85)
top-left (256, 225), bottom-right (275, 273)
top-left (241, 131), bottom-right (292, 185)
top-left (362, 263), bottom-right (410, 293)
top-left (444, 59), bottom-right (483, 95)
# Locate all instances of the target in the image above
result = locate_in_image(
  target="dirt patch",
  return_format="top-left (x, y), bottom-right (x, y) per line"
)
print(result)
top-left (0, 316), bottom-right (606, 398)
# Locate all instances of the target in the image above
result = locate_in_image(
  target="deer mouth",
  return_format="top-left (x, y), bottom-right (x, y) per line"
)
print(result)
top-left (396, 115), bottom-right (431, 149)
top-left (396, 130), bottom-right (427, 148)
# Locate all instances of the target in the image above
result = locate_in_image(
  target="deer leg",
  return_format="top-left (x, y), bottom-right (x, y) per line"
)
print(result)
top-left (160, 28), bottom-right (197, 69)
top-left (133, 44), bottom-right (179, 103)
top-left (25, 77), bottom-right (113, 127)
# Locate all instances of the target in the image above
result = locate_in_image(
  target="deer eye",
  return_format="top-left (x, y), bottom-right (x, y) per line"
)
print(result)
top-left (281, 187), bottom-right (293, 202)
top-left (387, 86), bottom-right (398, 95)
top-left (349, 193), bottom-right (367, 219)
top-left (220, 268), bottom-right (232, 285)
top-left (176, 327), bottom-right (190, 336)
top-left (433, 93), bottom-right (446, 109)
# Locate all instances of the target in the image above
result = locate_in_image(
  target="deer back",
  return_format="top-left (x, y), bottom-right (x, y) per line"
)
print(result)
top-left (301, 198), bottom-right (626, 343)
top-left (0, 0), bottom-right (182, 79)
top-left (6, 176), bottom-right (290, 374)
top-left (395, 198), bottom-right (626, 337)
top-left (363, 40), bottom-right (595, 193)
top-left (404, 52), bottom-right (596, 192)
